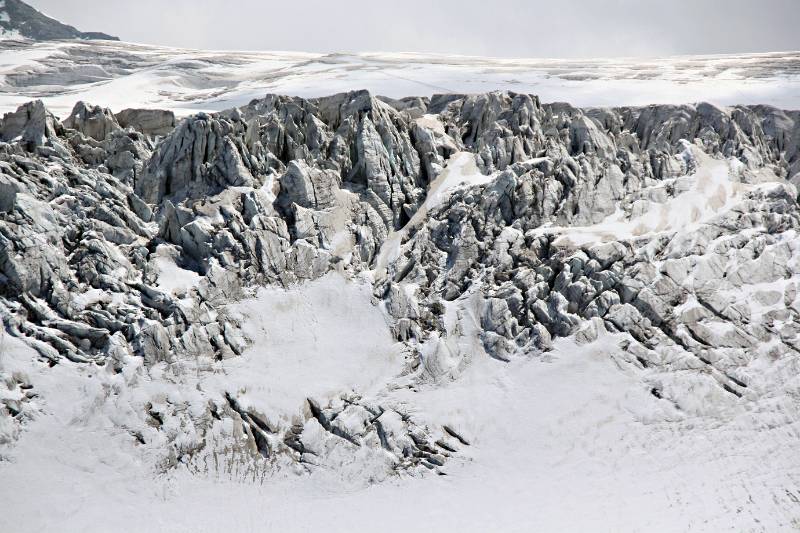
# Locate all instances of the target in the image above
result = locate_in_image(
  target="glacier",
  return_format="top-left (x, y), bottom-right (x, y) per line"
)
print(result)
top-left (0, 22), bottom-right (799, 533)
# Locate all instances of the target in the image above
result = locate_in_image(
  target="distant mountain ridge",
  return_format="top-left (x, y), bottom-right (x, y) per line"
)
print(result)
top-left (0, 0), bottom-right (118, 41)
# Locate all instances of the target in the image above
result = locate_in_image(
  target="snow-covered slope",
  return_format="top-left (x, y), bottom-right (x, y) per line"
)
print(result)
top-left (0, 39), bottom-right (798, 117)
top-left (3, 329), bottom-right (798, 532)
top-left (1, 84), bottom-right (800, 530)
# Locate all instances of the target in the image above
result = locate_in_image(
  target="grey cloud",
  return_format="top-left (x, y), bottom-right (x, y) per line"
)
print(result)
top-left (27, 0), bottom-right (800, 57)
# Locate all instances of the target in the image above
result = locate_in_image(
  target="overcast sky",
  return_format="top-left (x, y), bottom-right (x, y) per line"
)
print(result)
top-left (28, 0), bottom-right (800, 58)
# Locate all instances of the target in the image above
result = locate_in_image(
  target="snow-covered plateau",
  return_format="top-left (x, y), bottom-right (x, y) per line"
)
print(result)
top-left (0, 39), bottom-right (799, 116)
top-left (0, 36), bottom-right (800, 533)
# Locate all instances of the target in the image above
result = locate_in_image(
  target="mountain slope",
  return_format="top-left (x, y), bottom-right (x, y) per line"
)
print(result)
top-left (0, 91), bottom-right (799, 530)
top-left (0, 0), bottom-right (118, 41)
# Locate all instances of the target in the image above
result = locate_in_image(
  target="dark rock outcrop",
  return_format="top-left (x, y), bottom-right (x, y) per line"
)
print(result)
top-left (0, 0), bottom-right (119, 41)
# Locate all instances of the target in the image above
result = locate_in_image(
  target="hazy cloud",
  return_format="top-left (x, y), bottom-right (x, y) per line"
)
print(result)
top-left (28, 0), bottom-right (800, 58)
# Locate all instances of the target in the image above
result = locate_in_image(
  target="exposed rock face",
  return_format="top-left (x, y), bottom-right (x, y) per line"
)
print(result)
top-left (116, 108), bottom-right (176, 137)
top-left (237, 91), bottom-right (426, 230)
top-left (0, 0), bottom-right (119, 41)
top-left (0, 100), bottom-right (62, 148)
top-left (2, 91), bottom-right (800, 481)
top-left (63, 101), bottom-right (121, 141)
top-left (137, 112), bottom-right (261, 204)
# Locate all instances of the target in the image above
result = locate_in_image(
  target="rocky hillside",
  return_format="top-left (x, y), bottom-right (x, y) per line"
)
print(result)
top-left (1, 91), bottom-right (800, 529)
top-left (0, 0), bottom-right (118, 41)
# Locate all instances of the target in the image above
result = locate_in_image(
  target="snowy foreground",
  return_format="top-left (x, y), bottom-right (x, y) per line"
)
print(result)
top-left (2, 278), bottom-right (799, 532)
top-left (0, 39), bottom-right (799, 116)
top-left (0, 339), bottom-right (795, 531)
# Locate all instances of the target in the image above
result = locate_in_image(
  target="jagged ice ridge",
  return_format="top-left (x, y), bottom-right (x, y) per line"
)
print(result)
top-left (1, 89), bottom-right (800, 531)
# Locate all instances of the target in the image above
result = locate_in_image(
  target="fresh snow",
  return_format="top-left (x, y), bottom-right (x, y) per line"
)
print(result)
top-left (152, 244), bottom-right (203, 295)
top-left (423, 151), bottom-right (493, 208)
top-left (2, 323), bottom-right (799, 532)
top-left (224, 273), bottom-right (403, 418)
